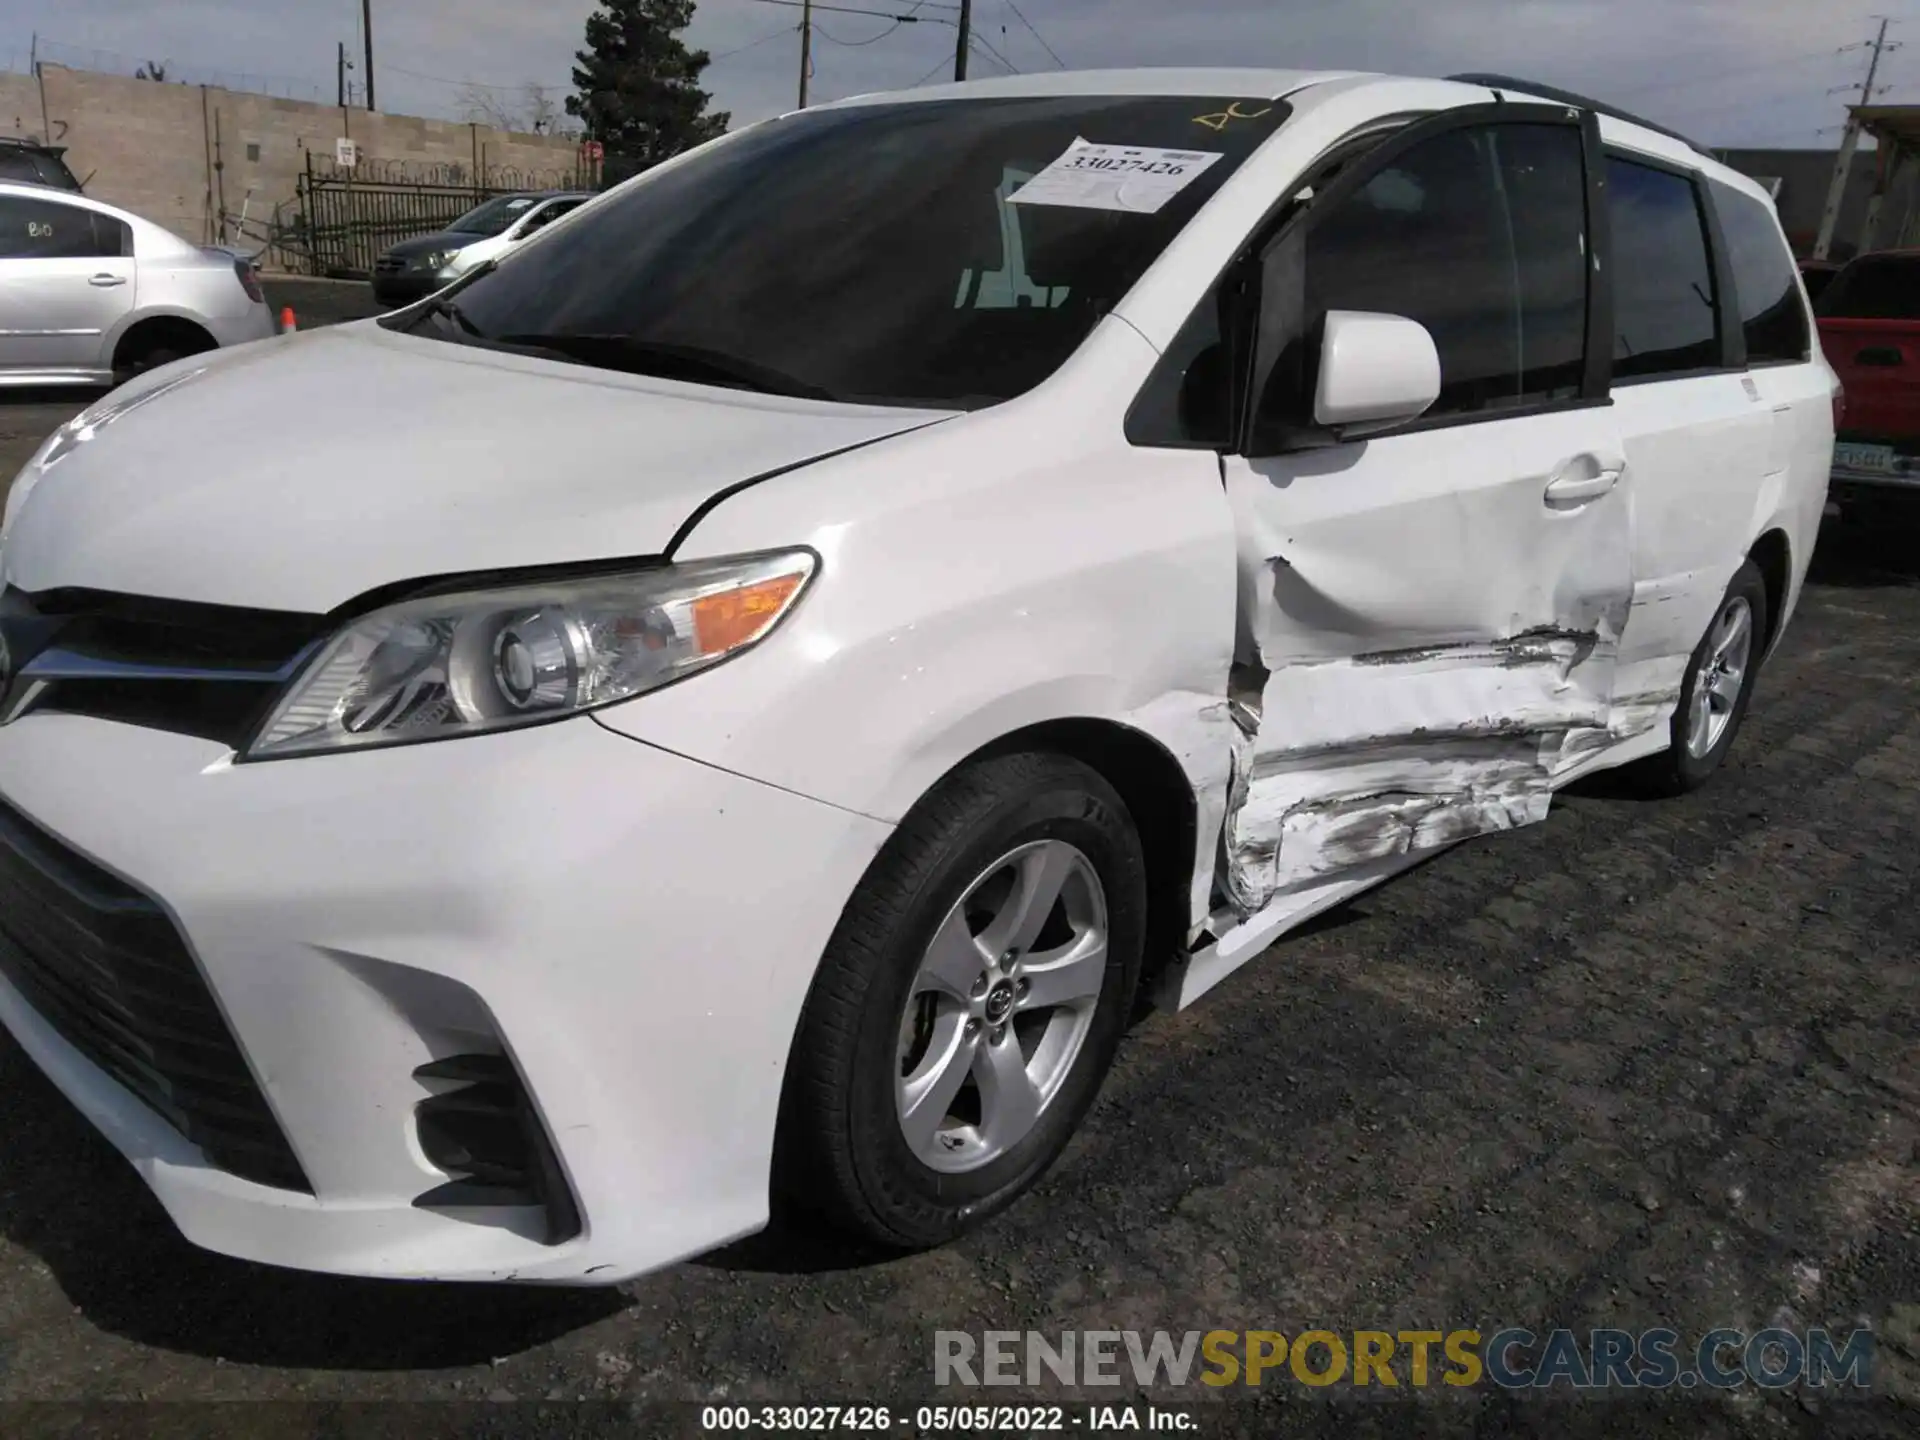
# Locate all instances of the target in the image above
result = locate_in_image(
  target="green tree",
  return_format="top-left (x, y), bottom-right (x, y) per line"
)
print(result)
top-left (567, 0), bottom-right (729, 178)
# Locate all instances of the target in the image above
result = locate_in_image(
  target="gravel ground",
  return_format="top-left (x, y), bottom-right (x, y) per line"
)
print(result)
top-left (0, 307), bottom-right (1917, 1434)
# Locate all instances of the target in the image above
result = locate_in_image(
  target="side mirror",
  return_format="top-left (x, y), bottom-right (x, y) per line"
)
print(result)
top-left (1313, 310), bottom-right (1441, 438)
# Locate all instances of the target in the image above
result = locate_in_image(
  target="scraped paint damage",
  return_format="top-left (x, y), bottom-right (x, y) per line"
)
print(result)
top-left (1218, 613), bottom-right (1676, 917)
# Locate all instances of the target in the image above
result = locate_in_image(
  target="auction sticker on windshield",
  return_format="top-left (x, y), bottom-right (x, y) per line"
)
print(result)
top-left (1009, 140), bottom-right (1224, 214)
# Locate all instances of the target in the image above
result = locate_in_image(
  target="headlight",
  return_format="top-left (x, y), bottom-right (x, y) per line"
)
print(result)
top-left (415, 248), bottom-right (458, 271)
top-left (247, 549), bottom-right (817, 760)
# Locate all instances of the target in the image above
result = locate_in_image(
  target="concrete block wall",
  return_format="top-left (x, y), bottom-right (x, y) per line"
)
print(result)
top-left (2, 65), bottom-right (582, 260)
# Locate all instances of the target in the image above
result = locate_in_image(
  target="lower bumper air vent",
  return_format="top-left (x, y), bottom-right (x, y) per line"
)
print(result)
top-left (0, 797), bottom-right (311, 1191)
top-left (412, 1052), bottom-right (582, 1245)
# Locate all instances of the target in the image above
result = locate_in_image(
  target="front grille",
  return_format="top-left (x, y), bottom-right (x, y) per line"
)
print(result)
top-left (375, 256), bottom-right (405, 275)
top-left (0, 796), bottom-right (311, 1192)
top-left (1, 587), bottom-right (329, 749)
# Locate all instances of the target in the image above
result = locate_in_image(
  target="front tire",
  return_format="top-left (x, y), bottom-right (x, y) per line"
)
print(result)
top-left (776, 751), bottom-right (1146, 1250)
top-left (1631, 558), bottom-right (1770, 796)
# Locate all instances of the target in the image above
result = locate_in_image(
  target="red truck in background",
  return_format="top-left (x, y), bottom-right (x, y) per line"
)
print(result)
top-left (1818, 250), bottom-right (1920, 521)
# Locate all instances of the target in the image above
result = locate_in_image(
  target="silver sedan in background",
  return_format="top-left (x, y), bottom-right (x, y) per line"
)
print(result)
top-left (0, 181), bottom-right (276, 388)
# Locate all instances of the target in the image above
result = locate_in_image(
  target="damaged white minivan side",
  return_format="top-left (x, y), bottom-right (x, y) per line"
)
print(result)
top-left (0, 68), bottom-right (1831, 1283)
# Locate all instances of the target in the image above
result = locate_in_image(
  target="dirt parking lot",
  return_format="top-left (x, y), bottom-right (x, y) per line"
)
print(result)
top-left (0, 296), bottom-right (1917, 1435)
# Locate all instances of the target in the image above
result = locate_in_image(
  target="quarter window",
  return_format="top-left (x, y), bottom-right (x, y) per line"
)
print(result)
top-left (1709, 180), bottom-right (1808, 365)
top-left (1606, 158), bottom-right (1720, 379)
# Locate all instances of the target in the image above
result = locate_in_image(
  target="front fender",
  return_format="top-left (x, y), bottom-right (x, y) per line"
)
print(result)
top-left (590, 321), bottom-right (1240, 910)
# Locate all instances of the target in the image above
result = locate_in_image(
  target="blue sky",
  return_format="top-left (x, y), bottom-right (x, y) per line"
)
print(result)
top-left (0, 0), bottom-right (1902, 147)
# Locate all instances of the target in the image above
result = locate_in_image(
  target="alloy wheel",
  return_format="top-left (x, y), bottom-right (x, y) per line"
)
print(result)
top-left (894, 839), bottom-right (1108, 1174)
top-left (1686, 594), bottom-right (1754, 759)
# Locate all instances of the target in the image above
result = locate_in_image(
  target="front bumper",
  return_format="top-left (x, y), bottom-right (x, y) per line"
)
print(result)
top-left (0, 711), bottom-right (890, 1283)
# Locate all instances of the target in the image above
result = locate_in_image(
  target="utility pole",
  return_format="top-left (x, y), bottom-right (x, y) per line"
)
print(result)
top-left (337, 41), bottom-right (348, 109)
top-left (360, 0), bottom-right (376, 111)
top-left (954, 0), bottom-right (972, 81)
top-left (1815, 17), bottom-right (1900, 259)
top-left (799, 1), bottom-right (813, 108)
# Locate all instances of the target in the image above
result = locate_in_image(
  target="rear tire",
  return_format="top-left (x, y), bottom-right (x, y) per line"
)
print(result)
top-left (112, 346), bottom-right (184, 389)
top-left (776, 751), bottom-right (1146, 1250)
top-left (1629, 559), bottom-right (1770, 797)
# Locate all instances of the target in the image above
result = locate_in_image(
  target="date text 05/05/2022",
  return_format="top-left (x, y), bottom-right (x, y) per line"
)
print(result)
top-left (699, 1404), bottom-right (1193, 1432)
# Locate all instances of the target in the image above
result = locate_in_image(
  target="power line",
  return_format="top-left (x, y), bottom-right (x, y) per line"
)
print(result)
top-left (712, 21), bottom-right (801, 59)
top-left (1001, 0), bottom-right (1065, 68)
top-left (385, 62), bottom-right (567, 92)
top-left (909, 52), bottom-right (956, 86)
top-left (748, 0), bottom-right (952, 21)
top-left (970, 29), bottom-right (1019, 73)
top-left (816, 19), bottom-right (904, 44)
top-left (1815, 16), bottom-right (1903, 258)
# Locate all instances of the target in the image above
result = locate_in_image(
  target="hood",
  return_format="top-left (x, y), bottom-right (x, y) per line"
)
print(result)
top-left (2, 323), bottom-right (948, 613)
top-left (384, 230), bottom-right (486, 259)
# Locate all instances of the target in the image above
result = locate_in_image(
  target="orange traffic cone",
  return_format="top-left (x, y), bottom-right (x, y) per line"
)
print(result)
top-left (280, 306), bottom-right (297, 333)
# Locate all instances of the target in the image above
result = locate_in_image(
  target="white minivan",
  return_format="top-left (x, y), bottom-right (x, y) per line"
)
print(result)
top-left (0, 68), bottom-right (1834, 1284)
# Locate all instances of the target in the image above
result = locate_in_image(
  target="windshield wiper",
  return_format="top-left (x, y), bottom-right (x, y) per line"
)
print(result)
top-left (417, 294), bottom-right (486, 337)
top-left (495, 333), bottom-right (843, 402)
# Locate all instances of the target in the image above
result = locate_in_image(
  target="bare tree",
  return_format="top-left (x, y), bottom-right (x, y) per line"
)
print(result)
top-left (455, 83), bottom-right (520, 130)
top-left (524, 83), bottom-right (562, 134)
top-left (453, 81), bottom-right (572, 135)
top-left (135, 60), bottom-right (169, 82)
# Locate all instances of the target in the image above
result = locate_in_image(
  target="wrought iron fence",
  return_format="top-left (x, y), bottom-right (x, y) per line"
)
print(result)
top-left (289, 153), bottom-right (598, 279)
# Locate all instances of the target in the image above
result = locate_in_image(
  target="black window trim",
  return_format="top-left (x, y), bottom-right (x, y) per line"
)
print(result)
top-left (1125, 110), bottom-right (1816, 458)
top-left (1600, 142), bottom-right (1742, 389)
top-left (1703, 174), bottom-right (1815, 369)
top-left (1125, 101), bottom-right (1624, 455)
top-left (1121, 109), bottom-right (1434, 452)
top-left (1238, 100), bottom-right (1602, 456)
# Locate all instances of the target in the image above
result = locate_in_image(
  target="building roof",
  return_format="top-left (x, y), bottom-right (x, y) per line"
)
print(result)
top-left (1851, 105), bottom-right (1920, 151)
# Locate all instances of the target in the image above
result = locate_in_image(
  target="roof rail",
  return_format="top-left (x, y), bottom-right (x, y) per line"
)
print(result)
top-left (1444, 73), bottom-right (1709, 155)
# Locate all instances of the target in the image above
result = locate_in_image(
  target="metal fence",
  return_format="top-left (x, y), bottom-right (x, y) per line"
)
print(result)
top-left (288, 153), bottom-right (597, 279)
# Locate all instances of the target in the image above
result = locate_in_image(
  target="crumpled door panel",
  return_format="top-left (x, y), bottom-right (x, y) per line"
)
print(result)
top-left (1218, 411), bottom-right (1640, 917)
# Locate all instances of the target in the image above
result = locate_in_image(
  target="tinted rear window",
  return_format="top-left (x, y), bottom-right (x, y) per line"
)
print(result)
top-left (0, 150), bottom-right (76, 190)
top-left (1819, 256), bottom-right (1920, 319)
top-left (1709, 180), bottom-right (1808, 363)
top-left (0, 152), bottom-right (44, 185)
top-left (430, 95), bottom-right (1292, 409)
top-left (1607, 157), bottom-right (1720, 378)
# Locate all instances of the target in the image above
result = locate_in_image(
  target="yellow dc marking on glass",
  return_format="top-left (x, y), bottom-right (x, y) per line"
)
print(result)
top-left (1194, 100), bottom-right (1275, 131)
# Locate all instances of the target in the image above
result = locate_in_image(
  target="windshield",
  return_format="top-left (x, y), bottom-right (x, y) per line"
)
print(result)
top-left (1818, 256), bottom-right (1920, 319)
top-left (448, 194), bottom-right (542, 236)
top-left (402, 94), bottom-right (1292, 408)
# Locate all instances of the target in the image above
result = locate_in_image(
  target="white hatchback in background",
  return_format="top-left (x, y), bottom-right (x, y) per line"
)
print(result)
top-left (0, 181), bottom-right (276, 386)
top-left (0, 68), bottom-right (1833, 1284)
top-left (439, 191), bottom-right (594, 281)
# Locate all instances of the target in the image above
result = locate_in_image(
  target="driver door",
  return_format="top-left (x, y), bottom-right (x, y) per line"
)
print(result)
top-left (0, 193), bottom-right (136, 379)
top-left (1214, 107), bottom-right (1636, 915)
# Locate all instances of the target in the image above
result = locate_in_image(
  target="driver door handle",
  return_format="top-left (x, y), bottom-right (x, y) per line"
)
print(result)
top-left (1544, 455), bottom-right (1624, 504)
top-left (88, 273), bottom-right (127, 287)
